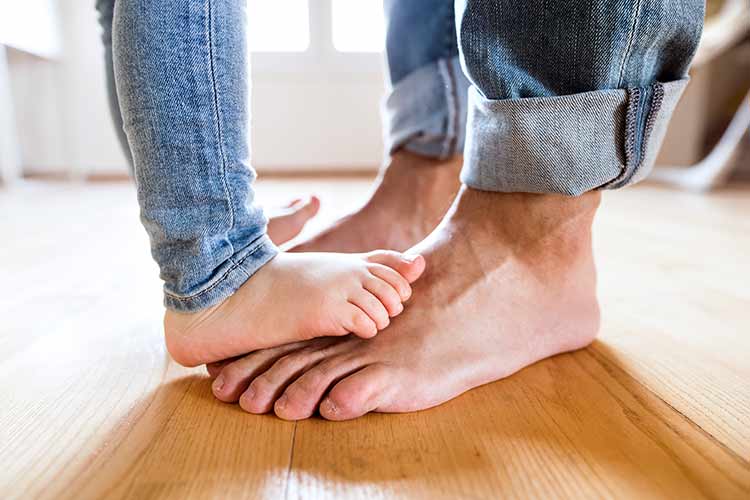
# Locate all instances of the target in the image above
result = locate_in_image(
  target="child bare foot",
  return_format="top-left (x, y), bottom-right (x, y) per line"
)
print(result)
top-left (266, 196), bottom-right (320, 245)
top-left (164, 251), bottom-right (425, 367)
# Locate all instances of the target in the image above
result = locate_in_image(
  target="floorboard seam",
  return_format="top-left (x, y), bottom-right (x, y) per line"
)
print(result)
top-left (101, 364), bottom-right (196, 499)
top-left (284, 421), bottom-right (298, 500)
top-left (587, 345), bottom-right (749, 469)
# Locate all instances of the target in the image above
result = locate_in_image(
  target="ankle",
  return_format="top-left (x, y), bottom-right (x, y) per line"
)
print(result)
top-left (373, 150), bottom-right (461, 223)
top-left (387, 150), bottom-right (461, 193)
top-left (454, 186), bottom-right (598, 237)
top-left (442, 186), bottom-right (600, 278)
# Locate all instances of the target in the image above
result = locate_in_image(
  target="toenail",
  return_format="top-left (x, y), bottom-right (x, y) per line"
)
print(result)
top-left (212, 374), bottom-right (224, 393)
top-left (321, 398), bottom-right (337, 415)
top-left (276, 394), bottom-right (288, 409)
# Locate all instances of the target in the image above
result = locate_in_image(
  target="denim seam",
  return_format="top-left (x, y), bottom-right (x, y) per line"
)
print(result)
top-left (163, 235), bottom-right (271, 301)
top-left (605, 80), bottom-right (665, 188)
top-left (617, 0), bottom-right (644, 88)
top-left (618, 82), bottom-right (665, 186)
top-left (623, 87), bottom-right (641, 173)
top-left (206, 0), bottom-right (236, 253)
top-left (643, 84), bottom-right (665, 150)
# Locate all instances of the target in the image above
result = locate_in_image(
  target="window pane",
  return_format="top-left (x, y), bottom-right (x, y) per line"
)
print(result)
top-left (331, 0), bottom-right (385, 53)
top-left (247, 0), bottom-right (309, 52)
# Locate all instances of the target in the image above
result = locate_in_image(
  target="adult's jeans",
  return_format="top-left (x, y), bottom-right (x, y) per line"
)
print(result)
top-left (97, 0), bottom-right (703, 311)
top-left (384, 0), bottom-right (704, 194)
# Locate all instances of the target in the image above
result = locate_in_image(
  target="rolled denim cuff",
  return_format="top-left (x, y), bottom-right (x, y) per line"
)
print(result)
top-left (383, 56), bottom-right (470, 160)
top-left (163, 234), bottom-right (278, 312)
top-left (461, 78), bottom-right (689, 195)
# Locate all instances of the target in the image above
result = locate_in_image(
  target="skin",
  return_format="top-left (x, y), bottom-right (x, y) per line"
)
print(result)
top-left (292, 151), bottom-right (462, 253)
top-left (164, 191), bottom-right (427, 367)
top-left (206, 163), bottom-right (602, 420)
top-left (164, 250), bottom-right (426, 367)
top-left (265, 196), bottom-right (322, 246)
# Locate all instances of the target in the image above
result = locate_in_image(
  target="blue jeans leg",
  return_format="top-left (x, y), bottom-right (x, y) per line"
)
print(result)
top-left (113, 0), bottom-right (277, 311)
top-left (382, 0), bottom-right (472, 160)
top-left (456, 0), bottom-right (704, 195)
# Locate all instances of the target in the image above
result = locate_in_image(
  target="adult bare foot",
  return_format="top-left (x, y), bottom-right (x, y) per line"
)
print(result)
top-left (208, 186), bottom-right (601, 418)
top-left (291, 150), bottom-right (461, 253)
top-left (164, 250), bottom-right (425, 367)
top-left (266, 196), bottom-right (320, 245)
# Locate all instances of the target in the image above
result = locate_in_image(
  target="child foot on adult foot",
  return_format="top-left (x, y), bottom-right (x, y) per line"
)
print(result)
top-left (164, 250), bottom-right (425, 367)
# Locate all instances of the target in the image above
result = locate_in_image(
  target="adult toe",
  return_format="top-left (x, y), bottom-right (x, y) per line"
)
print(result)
top-left (239, 341), bottom-right (346, 414)
top-left (213, 339), bottom-right (331, 403)
top-left (319, 364), bottom-right (394, 421)
top-left (274, 354), bottom-right (367, 421)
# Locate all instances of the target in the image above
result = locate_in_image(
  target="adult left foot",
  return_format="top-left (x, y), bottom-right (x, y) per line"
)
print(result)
top-left (208, 186), bottom-right (602, 419)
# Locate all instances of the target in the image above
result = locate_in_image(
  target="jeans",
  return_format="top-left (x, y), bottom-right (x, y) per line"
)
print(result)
top-left (96, 0), bottom-right (703, 311)
top-left (107, 0), bottom-right (277, 312)
top-left (384, 0), bottom-right (703, 193)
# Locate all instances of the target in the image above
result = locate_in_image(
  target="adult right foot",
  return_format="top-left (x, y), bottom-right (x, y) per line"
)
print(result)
top-left (208, 186), bottom-right (602, 419)
top-left (164, 250), bottom-right (425, 367)
top-left (291, 150), bottom-right (461, 253)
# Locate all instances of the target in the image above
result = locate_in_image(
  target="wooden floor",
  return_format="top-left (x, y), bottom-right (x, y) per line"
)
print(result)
top-left (1, 177), bottom-right (749, 499)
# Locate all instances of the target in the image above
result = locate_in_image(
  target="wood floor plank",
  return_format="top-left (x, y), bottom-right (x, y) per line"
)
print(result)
top-left (287, 347), bottom-right (749, 500)
top-left (0, 181), bottom-right (296, 500)
top-left (593, 186), bottom-right (750, 460)
top-left (1, 179), bottom-right (748, 499)
top-left (85, 365), bottom-right (296, 500)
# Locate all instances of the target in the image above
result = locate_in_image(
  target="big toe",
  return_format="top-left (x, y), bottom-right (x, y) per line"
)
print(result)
top-left (267, 195), bottom-right (321, 245)
top-left (289, 195), bottom-right (321, 221)
top-left (319, 364), bottom-right (393, 421)
top-left (365, 250), bottom-right (425, 283)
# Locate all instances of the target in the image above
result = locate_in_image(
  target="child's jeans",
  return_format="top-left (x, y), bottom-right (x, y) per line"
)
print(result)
top-left (95, 0), bottom-right (703, 311)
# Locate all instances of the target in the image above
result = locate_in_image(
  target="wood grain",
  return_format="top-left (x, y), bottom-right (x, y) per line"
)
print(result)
top-left (1, 179), bottom-right (748, 499)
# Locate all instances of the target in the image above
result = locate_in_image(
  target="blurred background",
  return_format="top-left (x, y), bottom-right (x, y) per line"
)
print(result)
top-left (0, 0), bottom-right (748, 187)
top-left (0, 0), bottom-right (390, 182)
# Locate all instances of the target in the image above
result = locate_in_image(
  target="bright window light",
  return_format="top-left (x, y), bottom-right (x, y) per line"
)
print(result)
top-left (331, 0), bottom-right (385, 53)
top-left (247, 0), bottom-right (309, 52)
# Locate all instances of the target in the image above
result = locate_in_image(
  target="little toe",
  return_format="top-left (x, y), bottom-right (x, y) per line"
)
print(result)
top-left (365, 250), bottom-right (425, 283)
top-left (319, 364), bottom-right (393, 421)
top-left (238, 343), bottom-right (339, 414)
top-left (274, 354), bottom-right (367, 421)
top-left (349, 290), bottom-right (390, 330)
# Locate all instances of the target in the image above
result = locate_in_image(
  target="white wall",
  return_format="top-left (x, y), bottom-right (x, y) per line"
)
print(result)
top-left (8, 1), bottom-right (385, 176)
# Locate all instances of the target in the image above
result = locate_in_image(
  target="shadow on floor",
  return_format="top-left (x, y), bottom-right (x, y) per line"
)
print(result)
top-left (77, 340), bottom-right (729, 498)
